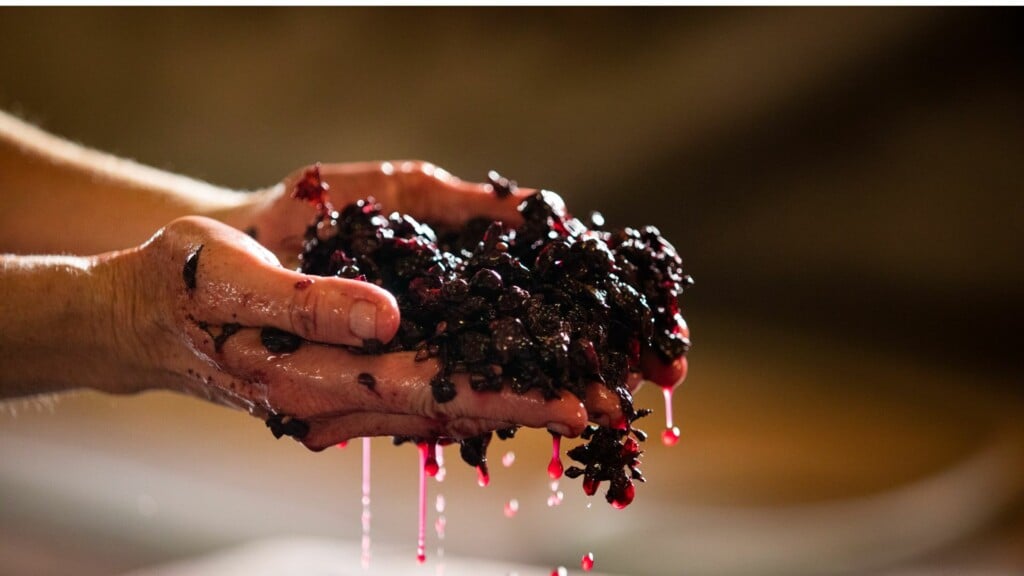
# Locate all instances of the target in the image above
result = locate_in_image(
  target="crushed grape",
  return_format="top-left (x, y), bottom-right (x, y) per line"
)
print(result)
top-left (290, 166), bottom-right (691, 506)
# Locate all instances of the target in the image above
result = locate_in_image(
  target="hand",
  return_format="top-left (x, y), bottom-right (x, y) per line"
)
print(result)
top-left (241, 161), bottom-right (532, 269)
top-left (113, 215), bottom-right (603, 449)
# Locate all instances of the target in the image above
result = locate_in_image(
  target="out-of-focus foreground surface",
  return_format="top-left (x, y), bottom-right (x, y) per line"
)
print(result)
top-left (1, 8), bottom-right (1022, 576)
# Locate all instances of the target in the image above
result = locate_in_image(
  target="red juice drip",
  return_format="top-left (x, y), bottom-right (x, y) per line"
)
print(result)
top-left (424, 441), bottom-right (439, 477)
top-left (610, 481), bottom-right (636, 509)
top-left (583, 476), bottom-right (599, 496)
top-left (661, 385), bottom-right (681, 446)
top-left (476, 464), bottom-right (490, 487)
top-left (417, 443), bottom-right (428, 564)
top-left (434, 442), bottom-right (447, 482)
top-left (581, 552), bottom-right (595, 571)
top-left (337, 440), bottom-right (348, 449)
top-left (551, 567), bottom-right (568, 576)
top-left (360, 437), bottom-right (371, 569)
top-left (547, 433), bottom-right (564, 480)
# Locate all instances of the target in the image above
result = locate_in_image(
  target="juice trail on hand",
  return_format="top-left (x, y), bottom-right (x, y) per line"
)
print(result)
top-left (360, 437), bottom-right (372, 569)
top-left (547, 433), bottom-right (563, 479)
top-left (417, 443), bottom-right (429, 564)
top-left (661, 385), bottom-right (681, 446)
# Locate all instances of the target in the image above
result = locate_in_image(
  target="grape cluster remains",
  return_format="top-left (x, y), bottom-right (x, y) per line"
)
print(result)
top-left (288, 166), bottom-right (691, 507)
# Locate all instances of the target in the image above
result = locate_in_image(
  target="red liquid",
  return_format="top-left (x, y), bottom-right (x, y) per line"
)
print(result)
top-left (551, 567), bottom-right (568, 576)
top-left (337, 440), bottom-right (348, 449)
top-left (583, 477), bottom-right (599, 496)
top-left (547, 433), bottom-right (564, 480)
top-left (360, 437), bottom-right (371, 569)
top-left (424, 441), bottom-right (440, 477)
top-left (661, 385), bottom-right (681, 446)
top-left (417, 443), bottom-right (428, 563)
top-left (476, 464), bottom-right (490, 487)
top-left (581, 552), bottom-right (595, 571)
top-left (610, 481), bottom-right (636, 509)
top-left (504, 498), bottom-right (519, 518)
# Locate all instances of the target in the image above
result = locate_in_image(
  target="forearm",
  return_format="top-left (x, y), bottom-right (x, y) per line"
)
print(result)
top-left (0, 252), bottom-right (148, 398)
top-left (0, 110), bottom-right (264, 255)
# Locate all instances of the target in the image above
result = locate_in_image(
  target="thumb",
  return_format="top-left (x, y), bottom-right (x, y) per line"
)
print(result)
top-left (172, 216), bottom-right (401, 346)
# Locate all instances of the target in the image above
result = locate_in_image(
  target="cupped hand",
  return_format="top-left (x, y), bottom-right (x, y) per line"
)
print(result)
top-left (115, 215), bottom-right (626, 448)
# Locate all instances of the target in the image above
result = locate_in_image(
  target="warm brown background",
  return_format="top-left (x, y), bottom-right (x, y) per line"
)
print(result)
top-left (1, 8), bottom-right (1022, 576)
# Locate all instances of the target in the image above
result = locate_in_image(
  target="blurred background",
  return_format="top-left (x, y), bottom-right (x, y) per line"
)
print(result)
top-left (1, 7), bottom-right (1022, 576)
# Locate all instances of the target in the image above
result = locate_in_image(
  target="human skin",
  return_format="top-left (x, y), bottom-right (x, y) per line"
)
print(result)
top-left (0, 110), bottom-right (681, 449)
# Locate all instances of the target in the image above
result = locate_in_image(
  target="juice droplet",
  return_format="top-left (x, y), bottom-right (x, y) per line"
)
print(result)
top-left (581, 552), bottom-right (595, 571)
top-left (504, 498), bottom-right (519, 518)
top-left (502, 450), bottom-right (516, 467)
top-left (551, 567), bottom-right (568, 576)
top-left (661, 385), bottom-right (680, 446)
top-left (583, 477), bottom-right (599, 496)
top-left (417, 443), bottom-right (428, 563)
top-left (662, 426), bottom-right (681, 446)
top-left (435, 443), bottom-right (447, 482)
top-left (610, 481), bottom-right (636, 509)
top-left (360, 437), bottom-right (372, 569)
top-left (423, 441), bottom-right (440, 477)
top-left (337, 440), bottom-right (348, 449)
top-left (476, 464), bottom-right (490, 487)
top-left (547, 433), bottom-right (564, 479)
top-left (547, 480), bottom-right (564, 507)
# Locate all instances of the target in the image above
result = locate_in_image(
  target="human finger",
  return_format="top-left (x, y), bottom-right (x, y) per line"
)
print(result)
top-left (167, 216), bottom-right (400, 346)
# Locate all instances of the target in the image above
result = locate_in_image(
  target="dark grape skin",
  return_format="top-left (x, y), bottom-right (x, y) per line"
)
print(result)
top-left (290, 167), bottom-right (691, 506)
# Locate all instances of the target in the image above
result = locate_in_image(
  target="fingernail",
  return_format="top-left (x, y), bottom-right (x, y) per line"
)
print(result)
top-left (349, 299), bottom-right (377, 340)
top-left (547, 422), bottom-right (573, 437)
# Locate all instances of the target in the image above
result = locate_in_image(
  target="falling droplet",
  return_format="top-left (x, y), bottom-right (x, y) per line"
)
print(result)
top-left (547, 433), bottom-right (564, 479)
top-left (417, 443), bottom-right (428, 564)
top-left (547, 480), bottom-right (564, 507)
top-left (550, 567), bottom-right (568, 576)
top-left (423, 441), bottom-right (440, 477)
top-left (581, 552), bottom-right (595, 571)
top-left (502, 450), bottom-right (516, 467)
top-left (435, 443), bottom-right (447, 482)
top-left (360, 437), bottom-right (372, 569)
top-left (661, 385), bottom-right (681, 446)
top-left (476, 464), bottom-right (490, 487)
top-left (504, 498), bottom-right (519, 518)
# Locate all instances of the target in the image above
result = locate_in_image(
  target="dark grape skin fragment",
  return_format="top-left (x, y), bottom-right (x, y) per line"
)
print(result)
top-left (214, 323), bottom-right (242, 352)
top-left (487, 170), bottom-right (517, 198)
top-left (261, 327), bottom-right (303, 354)
top-left (358, 372), bottom-right (377, 391)
top-left (266, 414), bottom-right (310, 440)
top-left (183, 245), bottom-right (203, 291)
top-left (459, 432), bottom-right (492, 467)
top-left (431, 373), bottom-right (457, 403)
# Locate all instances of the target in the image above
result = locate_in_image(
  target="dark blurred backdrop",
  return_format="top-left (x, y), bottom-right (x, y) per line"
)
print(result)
top-left (1, 8), bottom-right (1022, 576)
